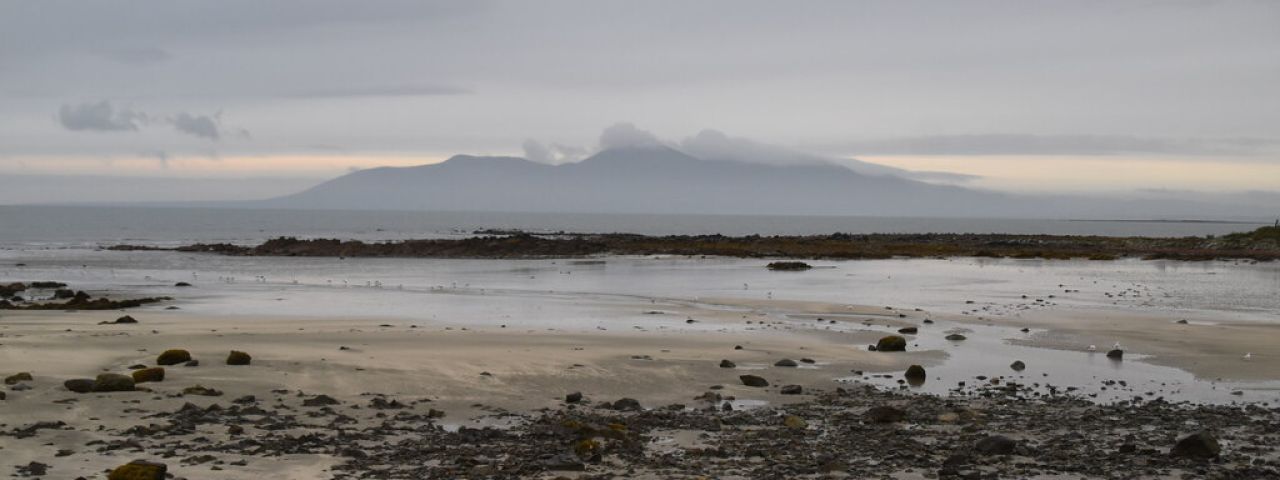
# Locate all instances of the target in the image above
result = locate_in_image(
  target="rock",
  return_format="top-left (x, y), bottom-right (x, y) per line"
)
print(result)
top-left (156, 349), bottom-right (192, 366)
top-left (875, 335), bottom-right (907, 352)
top-left (867, 345), bottom-right (877, 351)
top-left (610, 398), bottom-right (642, 411)
top-left (4, 372), bottom-right (33, 385)
top-left (865, 405), bottom-right (906, 423)
top-left (114, 315), bottom-right (138, 324)
top-left (107, 459), bottom-right (167, 480)
top-left (127, 364), bottom-right (147, 370)
top-left (174, 282), bottom-right (192, 287)
top-left (719, 359), bottom-right (736, 368)
top-left (783, 415), bottom-right (807, 429)
top-left (92, 373), bottom-right (135, 392)
top-left (904, 365), bottom-right (926, 382)
top-left (1010, 360), bottom-right (1026, 371)
top-left (780, 385), bottom-right (803, 395)
top-left (898, 327), bottom-right (918, 334)
top-left (974, 435), bottom-right (1017, 456)
top-left (226, 350), bottom-right (252, 365)
top-left (739, 375), bottom-right (769, 387)
top-left (0, 391), bottom-right (5, 400)
top-left (774, 358), bottom-right (798, 367)
top-left (766, 261), bottom-right (812, 271)
top-left (302, 394), bottom-right (339, 406)
top-left (131, 367), bottom-right (165, 383)
top-left (183, 360), bottom-right (199, 367)
top-left (1106, 349), bottom-right (1124, 359)
top-left (541, 453), bottom-right (585, 471)
top-left (565, 391), bottom-right (583, 403)
top-left (183, 385), bottom-right (223, 397)
top-left (945, 334), bottom-right (967, 341)
top-left (1171, 431), bottom-right (1220, 460)
top-left (227, 425), bottom-right (245, 435)
top-left (64, 378), bottom-right (95, 393)
top-left (1176, 319), bottom-right (1189, 324)
top-left (800, 358), bottom-right (815, 364)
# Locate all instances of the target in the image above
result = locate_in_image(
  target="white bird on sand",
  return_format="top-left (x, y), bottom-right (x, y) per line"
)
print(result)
top-left (1113, 342), bottom-right (1122, 350)
top-left (1088, 345), bottom-right (1097, 352)
top-left (1244, 352), bottom-right (1253, 360)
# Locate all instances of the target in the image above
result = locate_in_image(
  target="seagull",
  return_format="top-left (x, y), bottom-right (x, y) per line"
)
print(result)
top-left (1244, 352), bottom-right (1253, 360)
top-left (1113, 342), bottom-right (1122, 350)
top-left (1088, 345), bottom-right (1097, 352)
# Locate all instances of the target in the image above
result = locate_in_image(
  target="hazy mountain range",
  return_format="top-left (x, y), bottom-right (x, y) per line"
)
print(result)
top-left (258, 145), bottom-right (1278, 219)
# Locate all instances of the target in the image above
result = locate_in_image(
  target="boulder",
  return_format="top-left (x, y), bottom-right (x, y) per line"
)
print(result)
top-left (1010, 360), bottom-right (1026, 371)
top-left (131, 368), bottom-right (165, 383)
top-left (565, 391), bottom-right (583, 403)
top-left (1171, 431), bottom-right (1220, 460)
top-left (226, 350), bottom-right (252, 365)
top-left (64, 378), bottom-right (95, 393)
top-left (904, 365), bottom-right (927, 382)
top-left (739, 375), bottom-right (769, 387)
top-left (774, 358), bottom-right (798, 367)
top-left (865, 405), bottom-right (906, 423)
top-left (156, 349), bottom-right (192, 366)
top-left (610, 398), bottom-right (642, 411)
top-left (92, 373), bottom-right (136, 392)
top-left (108, 460), bottom-right (167, 480)
top-left (974, 435), bottom-right (1017, 456)
top-left (898, 327), bottom-right (918, 334)
top-left (4, 372), bottom-right (33, 385)
top-left (1106, 349), bottom-right (1124, 359)
top-left (719, 359), bottom-right (736, 368)
top-left (114, 315), bottom-right (138, 324)
top-left (780, 385), bottom-right (803, 395)
top-left (876, 335), bottom-right (907, 352)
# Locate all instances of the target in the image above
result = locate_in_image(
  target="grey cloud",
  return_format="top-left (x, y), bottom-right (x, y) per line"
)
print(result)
top-left (681, 129), bottom-right (832, 167)
top-left (282, 85), bottom-right (472, 99)
top-left (598, 123), bottom-right (664, 150)
top-left (522, 139), bottom-right (587, 165)
top-left (170, 112), bottom-right (221, 140)
top-left (833, 134), bottom-right (1280, 156)
top-left (57, 101), bottom-right (146, 131)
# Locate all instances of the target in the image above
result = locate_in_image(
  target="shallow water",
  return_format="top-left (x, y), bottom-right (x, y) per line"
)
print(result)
top-left (2, 248), bottom-right (1278, 405)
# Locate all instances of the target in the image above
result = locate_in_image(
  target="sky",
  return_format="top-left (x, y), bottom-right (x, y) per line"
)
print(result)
top-left (1, 0), bottom-right (1278, 203)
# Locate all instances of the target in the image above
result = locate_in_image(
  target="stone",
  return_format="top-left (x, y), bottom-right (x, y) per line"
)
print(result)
top-left (610, 397), bottom-right (642, 411)
top-left (780, 384), bottom-right (803, 395)
top-left (108, 460), bottom-right (167, 480)
top-left (774, 358), bottom-right (798, 367)
top-left (898, 326), bottom-right (918, 334)
top-left (114, 315), bottom-right (138, 324)
top-left (1106, 349), bottom-right (1124, 359)
top-left (184, 360), bottom-right (199, 367)
top-left (876, 335), bottom-right (907, 352)
top-left (302, 394), bottom-right (339, 406)
top-left (739, 374), bottom-right (769, 387)
top-left (226, 350), bottom-right (252, 365)
top-left (92, 373), bottom-right (135, 392)
top-left (131, 367), bottom-right (165, 383)
top-left (565, 391), bottom-right (583, 403)
top-left (865, 405), bottom-right (906, 424)
top-left (1171, 431), bottom-right (1220, 460)
top-left (64, 378), bottom-right (95, 393)
top-left (719, 359), bottom-right (736, 368)
top-left (156, 349), bottom-right (192, 366)
top-left (1010, 360), bottom-right (1026, 371)
top-left (183, 385), bottom-right (223, 397)
top-left (945, 334), bottom-right (967, 341)
top-left (974, 435), bottom-right (1017, 456)
top-left (4, 372), bottom-right (33, 385)
top-left (904, 365), bottom-right (927, 382)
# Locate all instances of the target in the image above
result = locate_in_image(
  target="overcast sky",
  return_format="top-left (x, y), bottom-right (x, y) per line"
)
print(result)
top-left (1, 0), bottom-right (1278, 201)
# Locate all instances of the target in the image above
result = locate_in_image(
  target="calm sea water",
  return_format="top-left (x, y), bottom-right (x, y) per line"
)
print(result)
top-left (0, 205), bottom-right (1269, 248)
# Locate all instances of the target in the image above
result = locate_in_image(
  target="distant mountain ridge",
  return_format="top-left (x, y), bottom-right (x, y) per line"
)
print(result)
top-left (260, 145), bottom-right (1025, 216)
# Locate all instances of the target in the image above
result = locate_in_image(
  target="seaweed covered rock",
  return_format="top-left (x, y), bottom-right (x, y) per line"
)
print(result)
top-left (64, 378), bottom-right (95, 393)
top-left (876, 335), bottom-right (907, 352)
top-left (226, 350), bottom-right (252, 365)
top-left (766, 261), bottom-right (812, 271)
top-left (92, 373), bottom-right (135, 392)
top-left (108, 460), bottom-right (167, 480)
top-left (156, 349), bottom-right (192, 366)
top-left (904, 365), bottom-right (927, 382)
top-left (131, 367), bottom-right (165, 383)
top-left (4, 372), bottom-right (33, 385)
